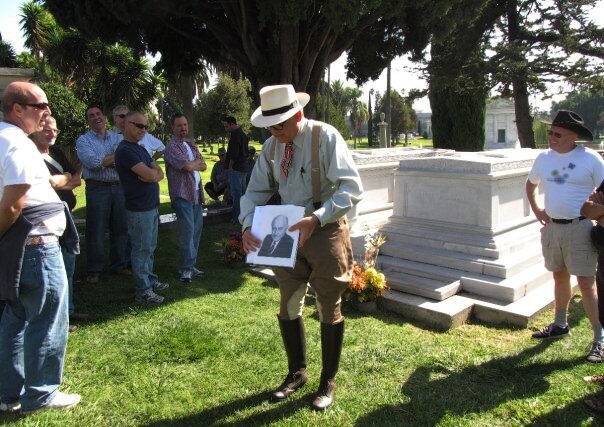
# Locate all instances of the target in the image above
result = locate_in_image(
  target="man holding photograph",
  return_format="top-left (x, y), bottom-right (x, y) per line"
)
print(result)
top-left (240, 84), bottom-right (363, 411)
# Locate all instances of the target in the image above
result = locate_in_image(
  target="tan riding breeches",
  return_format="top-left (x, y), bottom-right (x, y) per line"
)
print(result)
top-left (273, 217), bottom-right (353, 324)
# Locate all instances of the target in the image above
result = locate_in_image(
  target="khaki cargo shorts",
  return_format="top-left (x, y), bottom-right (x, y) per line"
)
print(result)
top-left (541, 219), bottom-right (597, 276)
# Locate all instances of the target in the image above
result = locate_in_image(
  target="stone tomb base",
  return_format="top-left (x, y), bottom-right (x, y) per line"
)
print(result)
top-left (379, 149), bottom-right (563, 329)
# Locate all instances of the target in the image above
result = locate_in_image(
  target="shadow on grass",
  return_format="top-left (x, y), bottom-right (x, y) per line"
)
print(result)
top-left (71, 222), bottom-right (252, 326)
top-left (353, 340), bottom-right (585, 426)
top-left (531, 395), bottom-right (601, 426)
top-left (141, 389), bottom-right (313, 427)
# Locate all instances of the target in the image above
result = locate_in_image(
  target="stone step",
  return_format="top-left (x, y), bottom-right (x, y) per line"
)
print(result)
top-left (385, 271), bottom-right (461, 301)
top-left (380, 220), bottom-right (543, 258)
top-left (380, 290), bottom-right (474, 330)
top-left (461, 262), bottom-right (550, 303)
top-left (380, 241), bottom-right (542, 279)
top-left (470, 279), bottom-right (556, 327)
top-left (380, 256), bottom-right (464, 282)
top-left (380, 254), bottom-right (549, 303)
top-left (381, 278), bottom-right (557, 330)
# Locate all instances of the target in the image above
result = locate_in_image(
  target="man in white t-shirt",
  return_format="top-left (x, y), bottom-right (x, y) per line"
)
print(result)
top-left (526, 110), bottom-right (604, 363)
top-left (0, 82), bottom-right (80, 414)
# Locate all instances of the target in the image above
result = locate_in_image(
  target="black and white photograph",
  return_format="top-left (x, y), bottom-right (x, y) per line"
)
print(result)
top-left (246, 205), bottom-right (304, 268)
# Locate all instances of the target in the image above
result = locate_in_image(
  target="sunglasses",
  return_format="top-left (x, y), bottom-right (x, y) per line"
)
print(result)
top-left (116, 113), bottom-right (128, 119)
top-left (20, 102), bottom-right (50, 110)
top-left (129, 121), bottom-right (148, 130)
top-left (548, 130), bottom-right (564, 138)
top-left (265, 117), bottom-right (290, 131)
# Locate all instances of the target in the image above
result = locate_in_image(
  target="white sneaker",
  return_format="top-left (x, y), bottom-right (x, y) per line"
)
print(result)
top-left (22, 391), bottom-right (81, 414)
top-left (0, 400), bottom-right (21, 412)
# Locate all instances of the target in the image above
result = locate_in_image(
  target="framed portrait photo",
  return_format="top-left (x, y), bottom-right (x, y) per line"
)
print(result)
top-left (246, 205), bottom-right (305, 268)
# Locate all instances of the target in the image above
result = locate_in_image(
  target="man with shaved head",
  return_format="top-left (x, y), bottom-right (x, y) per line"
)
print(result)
top-left (258, 215), bottom-right (294, 258)
top-left (0, 82), bottom-right (81, 413)
top-left (114, 111), bottom-right (168, 304)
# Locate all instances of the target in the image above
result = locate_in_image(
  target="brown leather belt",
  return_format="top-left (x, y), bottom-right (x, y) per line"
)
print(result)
top-left (25, 234), bottom-right (58, 245)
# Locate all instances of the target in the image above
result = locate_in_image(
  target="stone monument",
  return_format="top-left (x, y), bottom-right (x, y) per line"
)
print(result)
top-left (379, 149), bottom-right (554, 329)
top-left (378, 112), bottom-right (388, 148)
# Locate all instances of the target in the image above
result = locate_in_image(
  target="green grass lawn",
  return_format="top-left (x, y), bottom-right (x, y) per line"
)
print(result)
top-left (3, 141), bottom-right (602, 426)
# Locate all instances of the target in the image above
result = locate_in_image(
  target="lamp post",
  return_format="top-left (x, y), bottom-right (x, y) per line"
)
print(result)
top-left (368, 89), bottom-right (374, 147)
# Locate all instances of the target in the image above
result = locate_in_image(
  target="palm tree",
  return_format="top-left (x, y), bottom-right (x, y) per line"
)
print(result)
top-left (349, 99), bottom-right (369, 149)
top-left (19, 1), bottom-right (55, 78)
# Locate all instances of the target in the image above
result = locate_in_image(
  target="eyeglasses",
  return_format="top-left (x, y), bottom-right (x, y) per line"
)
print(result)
top-left (20, 102), bottom-right (50, 111)
top-left (548, 130), bottom-right (564, 138)
top-left (129, 121), bottom-right (148, 130)
top-left (116, 113), bottom-right (128, 119)
top-left (44, 128), bottom-right (60, 135)
top-left (265, 117), bottom-right (290, 131)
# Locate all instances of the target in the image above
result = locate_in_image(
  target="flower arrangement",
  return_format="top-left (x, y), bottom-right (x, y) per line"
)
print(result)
top-left (345, 230), bottom-right (388, 303)
top-left (223, 231), bottom-right (246, 263)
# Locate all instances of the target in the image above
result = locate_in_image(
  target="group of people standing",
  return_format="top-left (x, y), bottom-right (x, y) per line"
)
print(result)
top-left (0, 81), bottom-right (363, 414)
top-left (5, 80), bottom-right (603, 417)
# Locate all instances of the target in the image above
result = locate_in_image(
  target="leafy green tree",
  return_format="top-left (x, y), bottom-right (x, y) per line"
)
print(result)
top-left (376, 90), bottom-right (417, 145)
top-left (0, 40), bottom-right (17, 67)
top-left (349, 99), bottom-right (369, 148)
top-left (488, 0), bottom-right (604, 148)
top-left (39, 81), bottom-right (87, 148)
top-left (44, 0), bottom-right (455, 117)
top-left (553, 90), bottom-right (604, 136)
top-left (194, 74), bottom-right (253, 143)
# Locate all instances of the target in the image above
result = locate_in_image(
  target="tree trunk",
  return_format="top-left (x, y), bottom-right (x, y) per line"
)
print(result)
top-left (175, 74), bottom-right (196, 140)
top-left (507, 0), bottom-right (535, 148)
top-left (513, 82), bottom-right (535, 148)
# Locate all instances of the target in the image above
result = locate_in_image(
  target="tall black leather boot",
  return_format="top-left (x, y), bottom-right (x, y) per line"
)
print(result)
top-left (269, 316), bottom-right (308, 402)
top-left (312, 320), bottom-right (344, 410)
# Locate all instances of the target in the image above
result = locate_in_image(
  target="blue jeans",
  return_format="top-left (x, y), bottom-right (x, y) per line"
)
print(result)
top-left (126, 209), bottom-right (159, 294)
top-left (85, 181), bottom-right (129, 275)
top-left (0, 242), bottom-right (68, 411)
top-left (229, 169), bottom-right (247, 222)
top-left (172, 197), bottom-right (203, 272)
top-left (61, 247), bottom-right (76, 315)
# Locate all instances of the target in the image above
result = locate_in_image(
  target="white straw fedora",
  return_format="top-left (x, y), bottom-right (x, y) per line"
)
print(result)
top-left (250, 84), bottom-right (310, 128)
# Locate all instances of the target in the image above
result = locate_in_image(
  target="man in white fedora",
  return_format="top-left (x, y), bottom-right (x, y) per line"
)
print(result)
top-left (240, 84), bottom-right (363, 410)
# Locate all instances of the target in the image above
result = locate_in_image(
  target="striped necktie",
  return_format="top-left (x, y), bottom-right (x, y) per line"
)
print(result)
top-left (281, 142), bottom-right (294, 178)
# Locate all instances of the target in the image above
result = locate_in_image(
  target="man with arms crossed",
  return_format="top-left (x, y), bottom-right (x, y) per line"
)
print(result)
top-left (526, 110), bottom-right (604, 363)
top-left (164, 113), bottom-right (207, 283)
top-left (241, 84), bottom-right (362, 410)
top-left (31, 116), bottom-right (87, 329)
top-left (0, 82), bottom-right (80, 414)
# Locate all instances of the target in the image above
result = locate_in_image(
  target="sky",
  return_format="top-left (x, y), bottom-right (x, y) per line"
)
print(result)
top-left (1, 0), bottom-right (602, 113)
